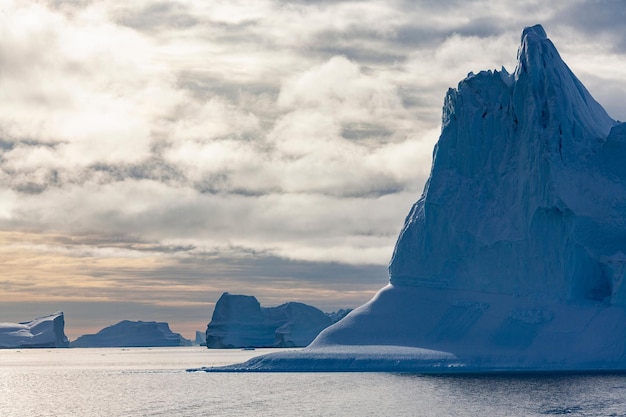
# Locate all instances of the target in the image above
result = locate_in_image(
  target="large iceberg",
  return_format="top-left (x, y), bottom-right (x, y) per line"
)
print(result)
top-left (70, 320), bottom-right (191, 347)
top-left (196, 25), bottom-right (626, 373)
top-left (205, 292), bottom-right (348, 348)
top-left (0, 312), bottom-right (69, 348)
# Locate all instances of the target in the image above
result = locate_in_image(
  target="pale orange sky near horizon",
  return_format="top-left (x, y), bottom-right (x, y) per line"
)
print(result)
top-left (0, 230), bottom-right (380, 340)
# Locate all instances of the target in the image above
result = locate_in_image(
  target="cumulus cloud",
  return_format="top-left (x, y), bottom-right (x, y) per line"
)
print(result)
top-left (1, 0), bottom-right (625, 336)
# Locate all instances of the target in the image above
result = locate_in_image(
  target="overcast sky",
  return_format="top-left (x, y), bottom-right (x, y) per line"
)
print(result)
top-left (1, 0), bottom-right (626, 340)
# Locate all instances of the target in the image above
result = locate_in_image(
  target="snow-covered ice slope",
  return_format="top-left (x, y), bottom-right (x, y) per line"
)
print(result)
top-left (195, 25), bottom-right (626, 373)
top-left (70, 320), bottom-right (191, 347)
top-left (0, 312), bottom-right (69, 348)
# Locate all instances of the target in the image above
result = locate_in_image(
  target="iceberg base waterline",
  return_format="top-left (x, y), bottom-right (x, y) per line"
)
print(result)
top-left (191, 285), bottom-right (626, 373)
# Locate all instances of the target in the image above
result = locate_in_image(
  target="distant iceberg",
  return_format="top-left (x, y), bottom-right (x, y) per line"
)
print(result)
top-left (205, 292), bottom-right (350, 348)
top-left (70, 320), bottom-right (191, 347)
top-left (194, 25), bottom-right (626, 373)
top-left (0, 312), bottom-right (69, 348)
top-left (194, 330), bottom-right (207, 346)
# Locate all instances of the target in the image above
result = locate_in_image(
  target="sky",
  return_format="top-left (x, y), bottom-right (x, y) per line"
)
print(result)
top-left (1, 0), bottom-right (626, 341)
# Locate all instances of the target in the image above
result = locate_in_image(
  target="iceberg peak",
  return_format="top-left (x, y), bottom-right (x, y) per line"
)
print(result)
top-left (389, 25), bottom-right (621, 302)
top-left (521, 24), bottom-right (547, 41)
top-left (514, 25), bottom-right (614, 142)
top-left (516, 23), bottom-right (554, 78)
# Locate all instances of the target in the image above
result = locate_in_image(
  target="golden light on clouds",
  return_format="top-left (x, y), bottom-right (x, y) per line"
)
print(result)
top-left (0, 231), bottom-right (196, 303)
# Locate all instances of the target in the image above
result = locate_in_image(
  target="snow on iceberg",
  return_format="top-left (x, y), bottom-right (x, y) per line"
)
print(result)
top-left (70, 320), bottom-right (191, 347)
top-left (0, 312), bottom-right (69, 348)
top-left (193, 25), bottom-right (626, 373)
top-left (205, 292), bottom-right (347, 348)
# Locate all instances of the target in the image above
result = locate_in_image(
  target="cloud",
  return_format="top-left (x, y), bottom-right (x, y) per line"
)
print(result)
top-left (555, 0), bottom-right (626, 52)
top-left (0, 2), bottom-right (167, 170)
top-left (1, 0), bottom-right (626, 336)
top-left (2, 0), bottom-right (624, 243)
top-left (113, 1), bottom-right (200, 32)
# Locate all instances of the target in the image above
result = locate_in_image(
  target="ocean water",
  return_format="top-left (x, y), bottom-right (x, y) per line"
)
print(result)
top-left (2, 347), bottom-right (626, 417)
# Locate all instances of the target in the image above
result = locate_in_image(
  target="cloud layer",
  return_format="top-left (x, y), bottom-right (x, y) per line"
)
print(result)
top-left (2, 0), bottom-right (625, 338)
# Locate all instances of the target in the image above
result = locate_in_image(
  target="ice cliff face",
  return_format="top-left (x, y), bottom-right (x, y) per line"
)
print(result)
top-left (390, 25), bottom-right (624, 302)
top-left (70, 320), bottom-right (191, 347)
top-left (205, 293), bottom-right (343, 348)
top-left (0, 312), bottom-right (69, 348)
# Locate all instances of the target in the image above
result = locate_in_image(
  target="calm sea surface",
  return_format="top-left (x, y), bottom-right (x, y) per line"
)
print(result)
top-left (2, 347), bottom-right (626, 416)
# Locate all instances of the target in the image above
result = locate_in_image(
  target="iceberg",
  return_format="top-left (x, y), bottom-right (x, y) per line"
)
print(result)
top-left (70, 320), bottom-right (191, 347)
top-left (0, 312), bottom-right (69, 348)
top-left (194, 25), bottom-right (626, 373)
top-left (205, 292), bottom-right (347, 348)
top-left (194, 330), bottom-right (207, 346)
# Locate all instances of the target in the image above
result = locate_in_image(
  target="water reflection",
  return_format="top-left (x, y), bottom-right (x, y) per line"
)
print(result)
top-left (397, 373), bottom-right (626, 416)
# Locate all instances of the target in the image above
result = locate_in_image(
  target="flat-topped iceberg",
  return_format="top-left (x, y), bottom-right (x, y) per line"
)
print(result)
top-left (0, 312), bottom-right (69, 348)
top-left (70, 320), bottom-right (191, 347)
top-left (205, 292), bottom-right (348, 348)
top-left (193, 25), bottom-right (626, 373)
